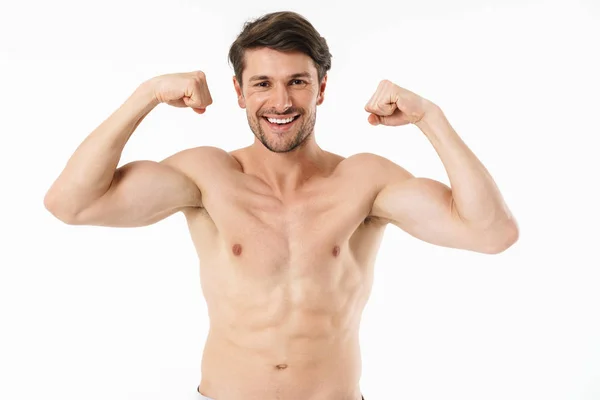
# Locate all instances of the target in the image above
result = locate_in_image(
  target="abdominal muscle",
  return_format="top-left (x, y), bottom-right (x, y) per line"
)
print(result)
top-left (196, 254), bottom-right (369, 400)
top-left (199, 325), bottom-right (363, 400)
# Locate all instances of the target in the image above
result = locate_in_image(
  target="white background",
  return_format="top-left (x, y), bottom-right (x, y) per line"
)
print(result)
top-left (1, 0), bottom-right (599, 399)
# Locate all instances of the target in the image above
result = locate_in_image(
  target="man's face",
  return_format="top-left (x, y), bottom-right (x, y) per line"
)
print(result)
top-left (234, 48), bottom-right (326, 153)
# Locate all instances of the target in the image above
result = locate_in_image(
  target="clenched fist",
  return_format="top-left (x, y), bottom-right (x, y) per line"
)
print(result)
top-left (151, 71), bottom-right (213, 114)
top-left (364, 80), bottom-right (434, 126)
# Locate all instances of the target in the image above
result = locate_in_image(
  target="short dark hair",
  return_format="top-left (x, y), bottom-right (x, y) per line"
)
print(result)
top-left (228, 11), bottom-right (332, 86)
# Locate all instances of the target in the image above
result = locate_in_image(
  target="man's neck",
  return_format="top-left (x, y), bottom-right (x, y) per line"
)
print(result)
top-left (247, 136), bottom-right (327, 197)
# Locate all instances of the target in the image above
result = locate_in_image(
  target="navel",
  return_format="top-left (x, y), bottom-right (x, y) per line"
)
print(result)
top-left (232, 243), bottom-right (242, 256)
top-left (332, 245), bottom-right (340, 257)
top-left (275, 364), bottom-right (288, 370)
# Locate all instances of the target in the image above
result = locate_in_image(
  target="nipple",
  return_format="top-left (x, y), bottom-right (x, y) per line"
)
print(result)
top-left (332, 245), bottom-right (340, 257)
top-left (232, 244), bottom-right (242, 256)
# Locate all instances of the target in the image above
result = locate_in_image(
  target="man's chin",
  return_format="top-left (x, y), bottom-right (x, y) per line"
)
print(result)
top-left (259, 135), bottom-right (303, 153)
top-left (262, 141), bottom-right (295, 153)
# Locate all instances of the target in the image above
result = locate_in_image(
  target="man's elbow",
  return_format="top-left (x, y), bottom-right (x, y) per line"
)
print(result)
top-left (480, 220), bottom-right (520, 254)
top-left (44, 193), bottom-right (81, 225)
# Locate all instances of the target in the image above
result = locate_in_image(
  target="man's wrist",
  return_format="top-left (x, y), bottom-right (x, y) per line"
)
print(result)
top-left (135, 78), bottom-right (161, 110)
top-left (414, 102), bottom-right (451, 140)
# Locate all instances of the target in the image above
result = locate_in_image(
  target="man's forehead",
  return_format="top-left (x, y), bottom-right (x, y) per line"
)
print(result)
top-left (243, 48), bottom-right (317, 80)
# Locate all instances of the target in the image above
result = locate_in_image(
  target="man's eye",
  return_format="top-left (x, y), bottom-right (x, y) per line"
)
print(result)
top-left (255, 82), bottom-right (269, 87)
top-left (291, 79), bottom-right (305, 85)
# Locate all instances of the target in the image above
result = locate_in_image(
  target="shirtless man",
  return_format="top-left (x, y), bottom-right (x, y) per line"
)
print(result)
top-left (44, 11), bottom-right (518, 400)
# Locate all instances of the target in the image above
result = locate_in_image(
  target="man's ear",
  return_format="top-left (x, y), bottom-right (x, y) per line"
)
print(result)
top-left (233, 76), bottom-right (246, 109)
top-left (317, 74), bottom-right (327, 105)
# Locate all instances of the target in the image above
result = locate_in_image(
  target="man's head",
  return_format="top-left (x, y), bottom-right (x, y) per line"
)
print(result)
top-left (228, 11), bottom-right (332, 153)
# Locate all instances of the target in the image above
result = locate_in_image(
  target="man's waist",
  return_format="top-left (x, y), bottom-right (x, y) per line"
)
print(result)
top-left (208, 326), bottom-right (357, 357)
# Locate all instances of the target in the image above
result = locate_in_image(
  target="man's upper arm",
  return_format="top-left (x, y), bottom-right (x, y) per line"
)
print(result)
top-left (72, 147), bottom-right (214, 227)
top-left (365, 153), bottom-right (499, 253)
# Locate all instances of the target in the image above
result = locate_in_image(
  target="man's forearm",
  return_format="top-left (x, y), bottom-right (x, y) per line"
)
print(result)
top-left (44, 79), bottom-right (160, 217)
top-left (415, 104), bottom-right (516, 231)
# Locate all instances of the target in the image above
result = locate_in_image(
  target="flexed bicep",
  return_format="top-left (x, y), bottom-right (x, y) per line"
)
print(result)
top-left (73, 157), bottom-right (202, 228)
top-left (372, 176), bottom-right (505, 253)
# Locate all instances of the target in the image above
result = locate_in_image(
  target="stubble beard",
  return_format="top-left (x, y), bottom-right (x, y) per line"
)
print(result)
top-left (247, 108), bottom-right (317, 153)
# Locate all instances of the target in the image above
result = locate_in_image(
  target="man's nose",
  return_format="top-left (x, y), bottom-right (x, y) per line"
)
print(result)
top-left (272, 84), bottom-right (292, 113)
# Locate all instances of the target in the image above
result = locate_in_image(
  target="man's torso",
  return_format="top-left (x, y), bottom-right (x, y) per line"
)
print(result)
top-left (178, 146), bottom-right (389, 399)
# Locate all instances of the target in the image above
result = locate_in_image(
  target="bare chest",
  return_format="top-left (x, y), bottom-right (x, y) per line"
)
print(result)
top-left (185, 175), bottom-right (383, 279)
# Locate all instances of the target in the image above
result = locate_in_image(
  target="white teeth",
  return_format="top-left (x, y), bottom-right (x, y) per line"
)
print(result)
top-left (267, 116), bottom-right (295, 124)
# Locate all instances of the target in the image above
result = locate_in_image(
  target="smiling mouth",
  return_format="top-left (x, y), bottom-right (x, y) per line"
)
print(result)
top-left (262, 115), bottom-right (301, 126)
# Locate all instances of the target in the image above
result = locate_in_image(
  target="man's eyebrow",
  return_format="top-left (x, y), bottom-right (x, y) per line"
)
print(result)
top-left (289, 72), bottom-right (312, 80)
top-left (248, 75), bottom-right (270, 82)
top-left (248, 72), bottom-right (312, 82)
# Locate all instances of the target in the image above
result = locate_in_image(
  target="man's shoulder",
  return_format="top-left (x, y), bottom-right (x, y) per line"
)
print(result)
top-left (338, 152), bottom-right (396, 171)
top-left (171, 145), bottom-right (240, 164)
top-left (164, 145), bottom-right (243, 177)
top-left (336, 152), bottom-right (413, 185)
top-left (170, 145), bottom-right (233, 159)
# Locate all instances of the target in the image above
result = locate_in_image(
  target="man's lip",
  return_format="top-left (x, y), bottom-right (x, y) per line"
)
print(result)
top-left (262, 114), bottom-right (300, 119)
